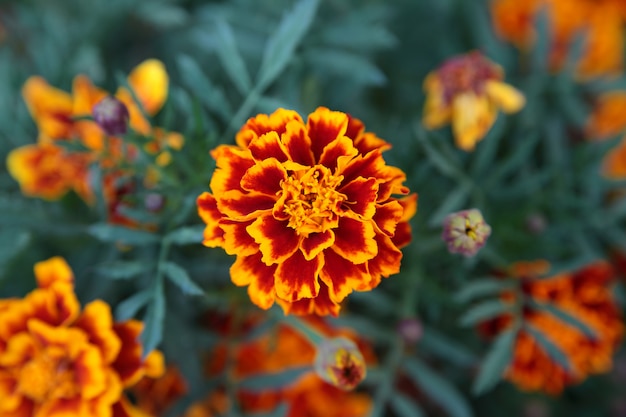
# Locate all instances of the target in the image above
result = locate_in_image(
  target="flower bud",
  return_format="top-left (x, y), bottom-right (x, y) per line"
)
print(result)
top-left (314, 337), bottom-right (366, 390)
top-left (397, 317), bottom-right (423, 346)
top-left (92, 96), bottom-right (130, 136)
top-left (442, 209), bottom-right (491, 257)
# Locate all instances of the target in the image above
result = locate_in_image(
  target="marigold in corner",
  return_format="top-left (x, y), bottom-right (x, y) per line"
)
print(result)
top-left (0, 257), bottom-right (164, 417)
top-left (422, 51), bottom-right (525, 151)
top-left (197, 107), bottom-right (417, 316)
top-left (480, 261), bottom-right (624, 394)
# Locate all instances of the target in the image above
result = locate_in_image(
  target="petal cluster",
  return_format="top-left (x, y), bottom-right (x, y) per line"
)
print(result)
top-left (422, 51), bottom-right (525, 151)
top-left (481, 261), bottom-right (624, 394)
top-left (0, 257), bottom-right (164, 417)
top-left (6, 60), bottom-right (181, 225)
top-left (197, 107), bottom-right (417, 316)
top-left (490, 0), bottom-right (626, 78)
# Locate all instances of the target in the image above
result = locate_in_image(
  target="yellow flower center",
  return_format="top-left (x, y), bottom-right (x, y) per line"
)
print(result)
top-left (329, 348), bottom-right (366, 390)
top-left (280, 165), bottom-right (345, 236)
top-left (18, 348), bottom-right (80, 402)
top-left (465, 219), bottom-right (478, 241)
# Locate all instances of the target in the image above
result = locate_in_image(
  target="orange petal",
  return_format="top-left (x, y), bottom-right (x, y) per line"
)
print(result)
top-left (274, 250), bottom-right (322, 302)
top-left (240, 158), bottom-right (287, 195)
top-left (372, 200), bottom-right (403, 236)
top-left (281, 120), bottom-right (315, 166)
top-left (321, 249), bottom-right (369, 303)
top-left (236, 108), bottom-right (303, 148)
top-left (230, 252), bottom-right (277, 309)
top-left (22, 76), bottom-right (73, 140)
top-left (318, 136), bottom-right (359, 172)
top-left (362, 234), bottom-right (402, 289)
top-left (247, 215), bottom-right (300, 265)
top-left (301, 230), bottom-right (335, 261)
top-left (248, 131), bottom-right (289, 162)
top-left (74, 300), bottom-right (122, 364)
top-left (34, 256), bottom-right (74, 289)
top-left (72, 75), bottom-right (108, 116)
top-left (209, 145), bottom-right (255, 195)
top-left (217, 190), bottom-right (275, 220)
top-left (306, 107), bottom-right (349, 160)
top-left (126, 59), bottom-right (168, 115)
top-left (332, 217), bottom-right (377, 264)
top-left (279, 281), bottom-right (340, 316)
top-left (197, 192), bottom-right (225, 247)
top-left (339, 177), bottom-right (378, 219)
top-left (221, 219), bottom-right (259, 257)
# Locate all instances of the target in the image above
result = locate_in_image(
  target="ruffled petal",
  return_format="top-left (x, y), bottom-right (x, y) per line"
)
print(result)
top-left (230, 253), bottom-right (277, 309)
top-left (216, 190), bottom-right (275, 221)
top-left (300, 230), bottom-right (335, 261)
top-left (275, 250), bottom-right (322, 302)
top-left (248, 131), bottom-right (289, 162)
top-left (372, 200), bottom-right (403, 236)
top-left (247, 215), bottom-right (300, 265)
top-left (74, 301), bottom-right (121, 364)
top-left (332, 217), bottom-right (377, 264)
top-left (318, 136), bottom-right (359, 172)
top-left (196, 192), bottom-right (225, 247)
top-left (240, 158), bottom-right (287, 195)
top-left (361, 234), bottom-right (403, 290)
top-left (451, 92), bottom-right (497, 151)
top-left (339, 177), bottom-right (378, 219)
top-left (306, 107), bottom-right (349, 161)
top-left (22, 76), bottom-right (73, 140)
top-left (236, 109), bottom-right (303, 148)
top-left (279, 281), bottom-right (340, 316)
top-left (209, 145), bottom-right (255, 195)
top-left (281, 120), bottom-right (315, 166)
top-left (321, 249), bottom-right (369, 302)
top-left (221, 220), bottom-right (259, 257)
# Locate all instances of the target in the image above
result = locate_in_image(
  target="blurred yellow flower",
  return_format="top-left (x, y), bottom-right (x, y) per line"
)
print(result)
top-left (423, 51), bottom-right (525, 151)
top-left (0, 257), bottom-right (164, 417)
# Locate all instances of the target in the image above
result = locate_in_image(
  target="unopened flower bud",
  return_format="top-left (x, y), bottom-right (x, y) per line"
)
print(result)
top-left (397, 317), bottom-right (423, 346)
top-left (442, 209), bottom-right (491, 257)
top-left (92, 96), bottom-right (130, 136)
top-left (144, 193), bottom-right (165, 212)
top-left (314, 337), bottom-right (366, 391)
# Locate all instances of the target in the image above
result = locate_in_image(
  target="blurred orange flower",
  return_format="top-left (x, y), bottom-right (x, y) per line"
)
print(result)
top-left (7, 59), bottom-right (180, 225)
top-left (183, 316), bottom-right (374, 417)
top-left (490, 0), bottom-right (626, 79)
top-left (197, 107), bottom-right (417, 316)
top-left (422, 51), bottom-right (525, 151)
top-left (128, 366), bottom-right (188, 416)
top-left (481, 261), bottom-right (624, 394)
top-left (585, 91), bottom-right (626, 179)
top-left (0, 257), bottom-right (164, 417)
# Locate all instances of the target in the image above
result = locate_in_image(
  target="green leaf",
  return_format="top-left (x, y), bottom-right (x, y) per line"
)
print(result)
top-left (428, 182), bottom-right (471, 227)
top-left (177, 55), bottom-right (232, 121)
top-left (238, 367), bottom-right (309, 392)
top-left (141, 279), bottom-right (166, 358)
top-left (161, 261), bottom-right (204, 296)
top-left (420, 327), bottom-right (477, 367)
top-left (256, 0), bottom-right (320, 89)
top-left (459, 300), bottom-right (512, 327)
top-left (137, 2), bottom-right (188, 28)
top-left (405, 358), bottom-right (473, 417)
top-left (87, 223), bottom-right (159, 245)
top-left (166, 225), bottom-right (205, 245)
top-left (472, 327), bottom-right (517, 395)
top-left (454, 279), bottom-right (514, 303)
top-left (96, 261), bottom-right (150, 280)
top-left (115, 290), bottom-right (152, 321)
top-left (304, 48), bottom-right (386, 86)
top-left (390, 392), bottom-right (426, 417)
top-left (471, 116), bottom-right (506, 177)
top-left (525, 324), bottom-right (572, 372)
top-left (214, 19), bottom-right (252, 95)
top-left (532, 302), bottom-right (597, 339)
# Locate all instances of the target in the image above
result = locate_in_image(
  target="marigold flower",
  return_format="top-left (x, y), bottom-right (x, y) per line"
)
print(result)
top-left (197, 107), bottom-right (417, 316)
top-left (0, 257), bottom-right (165, 417)
top-left (585, 91), bottom-right (626, 179)
top-left (442, 209), bottom-right (491, 257)
top-left (7, 59), bottom-right (180, 226)
top-left (422, 52), bottom-right (525, 151)
top-left (480, 261), bottom-right (624, 394)
top-left (128, 366), bottom-right (188, 416)
top-left (490, 0), bottom-right (626, 79)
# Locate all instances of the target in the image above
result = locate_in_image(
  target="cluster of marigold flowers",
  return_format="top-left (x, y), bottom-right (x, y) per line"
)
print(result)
top-left (0, 257), bottom-right (164, 417)
top-left (7, 59), bottom-right (182, 227)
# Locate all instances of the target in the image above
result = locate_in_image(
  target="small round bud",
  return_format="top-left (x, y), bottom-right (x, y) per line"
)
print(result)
top-left (397, 317), bottom-right (423, 346)
top-left (314, 337), bottom-right (366, 391)
top-left (442, 209), bottom-right (491, 257)
top-left (144, 193), bottom-right (165, 212)
top-left (92, 96), bottom-right (130, 136)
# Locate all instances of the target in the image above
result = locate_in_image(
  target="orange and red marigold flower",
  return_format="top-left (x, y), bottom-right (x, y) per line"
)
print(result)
top-left (197, 107), bottom-right (417, 316)
top-left (422, 51), bottom-right (525, 152)
top-left (480, 260), bottom-right (624, 394)
top-left (6, 59), bottom-right (182, 226)
top-left (0, 257), bottom-right (164, 417)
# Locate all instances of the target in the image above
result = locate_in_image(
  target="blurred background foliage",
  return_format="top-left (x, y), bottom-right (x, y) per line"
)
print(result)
top-left (1, 0), bottom-right (625, 416)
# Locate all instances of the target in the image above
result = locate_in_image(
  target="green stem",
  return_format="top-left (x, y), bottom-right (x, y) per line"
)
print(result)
top-left (277, 311), bottom-right (325, 346)
top-left (219, 88), bottom-right (261, 144)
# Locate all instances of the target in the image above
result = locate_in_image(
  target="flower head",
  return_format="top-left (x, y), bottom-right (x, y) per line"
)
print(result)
top-left (0, 257), bottom-right (164, 417)
top-left (92, 96), bottom-right (130, 136)
top-left (197, 107), bottom-right (416, 316)
top-left (423, 51), bottom-right (525, 151)
top-left (314, 337), bottom-right (366, 390)
top-left (480, 261), bottom-right (624, 394)
top-left (442, 209), bottom-right (491, 257)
